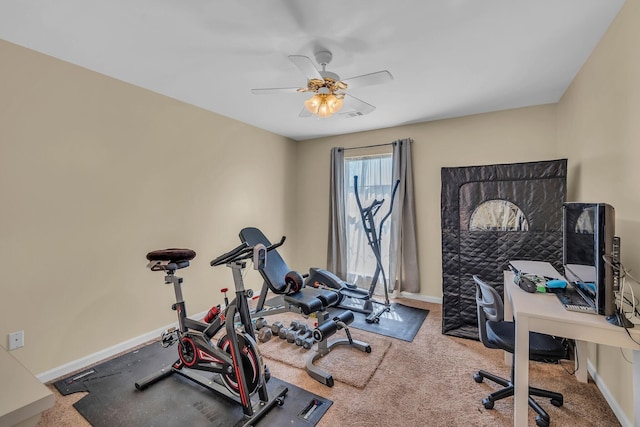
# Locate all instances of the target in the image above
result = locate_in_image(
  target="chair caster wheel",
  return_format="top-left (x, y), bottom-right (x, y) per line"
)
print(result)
top-left (535, 415), bottom-right (550, 427)
top-left (473, 372), bottom-right (483, 383)
top-left (482, 397), bottom-right (494, 409)
top-left (550, 397), bottom-right (563, 407)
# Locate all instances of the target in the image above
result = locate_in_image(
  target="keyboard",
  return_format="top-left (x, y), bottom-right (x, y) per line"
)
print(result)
top-left (555, 288), bottom-right (597, 314)
top-left (562, 302), bottom-right (597, 314)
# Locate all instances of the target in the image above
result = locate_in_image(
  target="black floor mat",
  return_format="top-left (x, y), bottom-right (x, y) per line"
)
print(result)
top-left (54, 341), bottom-right (331, 427)
top-left (336, 301), bottom-right (429, 342)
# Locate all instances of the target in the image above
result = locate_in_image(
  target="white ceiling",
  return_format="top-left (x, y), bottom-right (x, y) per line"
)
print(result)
top-left (0, 1), bottom-right (625, 141)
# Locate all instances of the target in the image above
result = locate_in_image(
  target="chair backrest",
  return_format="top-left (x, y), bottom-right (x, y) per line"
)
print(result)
top-left (473, 275), bottom-right (504, 348)
top-left (239, 227), bottom-right (290, 294)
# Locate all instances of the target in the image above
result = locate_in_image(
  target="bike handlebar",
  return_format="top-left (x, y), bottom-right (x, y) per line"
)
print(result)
top-left (210, 235), bottom-right (286, 267)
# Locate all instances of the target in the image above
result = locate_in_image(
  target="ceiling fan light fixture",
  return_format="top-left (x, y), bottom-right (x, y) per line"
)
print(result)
top-left (326, 94), bottom-right (343, 111)
top-left (317, 100), bottom-right (332, 118)
top-left (304, 93), bottom-right (343, 118)
top-left (252, 51), bottom-right (392, 119)
top-left (304, 94), bottom-right (323, 113)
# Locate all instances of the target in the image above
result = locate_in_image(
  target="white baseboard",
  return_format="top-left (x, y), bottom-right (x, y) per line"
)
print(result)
top-left (587, 359), bottom-right (632, 427)
top-left (36, 321), bottom-right (177, 384)
top-left (398, 291), bottom-right (442, 304)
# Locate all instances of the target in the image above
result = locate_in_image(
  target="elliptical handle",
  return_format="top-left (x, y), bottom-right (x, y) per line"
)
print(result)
top-left (379, 179), bottom-right (401, 230)
top-left (354, 175), bottom-right (364, 213)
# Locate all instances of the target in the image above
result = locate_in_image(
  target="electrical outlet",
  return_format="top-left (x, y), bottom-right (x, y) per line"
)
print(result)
top-left (8, 331), bottom-right (24, 350)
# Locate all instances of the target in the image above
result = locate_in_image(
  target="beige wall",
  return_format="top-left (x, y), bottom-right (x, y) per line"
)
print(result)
top-left (0, 40), bottom-right (297, 374)
top-left (557, 0), bottom-right (640, 422)
top-left (1, 1), bottom-right (638, 421)
top-left (292, 105), bottom-right (558, 298)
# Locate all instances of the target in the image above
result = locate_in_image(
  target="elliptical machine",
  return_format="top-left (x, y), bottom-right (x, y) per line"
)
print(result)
top-left (338, 175), bottom-right (400, 323)
top-left (135, 240), bottom-right (288, 426)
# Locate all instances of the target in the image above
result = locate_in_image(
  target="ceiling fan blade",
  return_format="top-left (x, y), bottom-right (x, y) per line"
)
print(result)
top-left (289, 55), bottom-right (323, 81)
top-left (340, 94), bottom-right (376, 117)
top-left (251, 87), bottom-right (301, 95)
top-left (342, 70), bottom-right (393, 89)
top-left (298, 107), bottom-right (313, 118)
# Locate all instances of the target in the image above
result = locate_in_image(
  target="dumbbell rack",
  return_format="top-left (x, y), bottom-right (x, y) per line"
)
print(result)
top-left (254, 314), bottom-right (371, 387)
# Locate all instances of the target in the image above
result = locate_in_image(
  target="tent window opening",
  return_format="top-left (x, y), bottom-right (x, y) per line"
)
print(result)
top-left (469, 199), bottom-right (529, 231)
top-left (344, 154), bottom-right (393, 288)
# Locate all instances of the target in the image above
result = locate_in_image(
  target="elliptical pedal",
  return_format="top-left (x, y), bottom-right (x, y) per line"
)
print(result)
top-left (365, 305), bottom-right (391, 324)
top-left (340, 287), bottom-right (370, 299)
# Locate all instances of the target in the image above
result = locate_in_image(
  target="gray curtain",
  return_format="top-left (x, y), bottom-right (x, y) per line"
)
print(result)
top-left (327, 147), bottom-right (347, 278)
top-left (389, 138), bottom-right (420, 293)
top-left (327, 140), bottom-right (420, 294)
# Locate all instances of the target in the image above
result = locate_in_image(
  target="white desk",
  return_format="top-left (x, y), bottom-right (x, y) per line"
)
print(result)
top-left (504, 271), bottom-right (640, 427)
top-left (0, 347), bottom-right (54, 427)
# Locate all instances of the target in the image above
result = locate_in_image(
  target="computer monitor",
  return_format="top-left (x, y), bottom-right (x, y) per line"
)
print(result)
top-left (562, 203), bottom-right (620, 319)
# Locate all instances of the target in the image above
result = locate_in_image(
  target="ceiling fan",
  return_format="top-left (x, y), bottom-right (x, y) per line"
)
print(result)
top-left (251, 50), bottom-right (393, 118)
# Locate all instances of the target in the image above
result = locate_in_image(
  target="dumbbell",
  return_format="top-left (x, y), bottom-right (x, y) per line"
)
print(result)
top-left (280, 320), bottom-right (303, 340)
top-left (279, 324), bottom-right (296, 340)
top-left (255, 317), bottom-right (269, 331)
top-left (286, 322), bottom-right (309, 343)
top-left (270, 321), bottom-right (284, 336)
top-left (257, 327), bottom-right (272, 343)
top-left (300, 334), bottom-right (315, 349)
top-left (295, 326), bottom-right (312, 346)
top-left (289, 324), bottom-right (309, 343)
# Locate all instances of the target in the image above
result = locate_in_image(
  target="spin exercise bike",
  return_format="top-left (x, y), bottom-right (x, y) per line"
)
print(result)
top-left (335, 175), bottom-right (400, 323)
top-left (135, 240), bottom-right (288, 426)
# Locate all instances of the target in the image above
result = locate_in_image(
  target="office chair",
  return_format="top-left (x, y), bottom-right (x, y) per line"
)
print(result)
top-left (472, 275), bottom-right (569, 427)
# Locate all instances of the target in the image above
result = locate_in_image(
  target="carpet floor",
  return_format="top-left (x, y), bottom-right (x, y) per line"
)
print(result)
top-left (38, 298), bottom-right (622, 426)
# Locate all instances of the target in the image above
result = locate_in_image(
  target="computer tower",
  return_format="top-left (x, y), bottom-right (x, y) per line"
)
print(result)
top-left (562, 202), bottom-right (618, 317)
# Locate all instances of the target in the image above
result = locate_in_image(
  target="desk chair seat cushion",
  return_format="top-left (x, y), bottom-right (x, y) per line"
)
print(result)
top-left (486, 320), bottom-right (568, 361)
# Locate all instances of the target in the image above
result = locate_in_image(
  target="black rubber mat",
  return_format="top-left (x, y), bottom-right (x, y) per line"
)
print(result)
top-left (336, 302), bottom-right (429, 342)
top-left (54, 341), bottom-right (331, 427)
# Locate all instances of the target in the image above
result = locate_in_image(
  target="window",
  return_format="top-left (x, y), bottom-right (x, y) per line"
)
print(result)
top-left (469, 199), bottom-right (529, 231)
top-left (344, 154), bottom-right (394, 288)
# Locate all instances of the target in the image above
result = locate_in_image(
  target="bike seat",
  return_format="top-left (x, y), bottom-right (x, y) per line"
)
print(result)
top-left (146, 248), bottom-right (196, 268)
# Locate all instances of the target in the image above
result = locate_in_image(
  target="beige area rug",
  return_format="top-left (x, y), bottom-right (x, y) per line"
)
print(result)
top-left (257, 313), bottom-right (391, 389)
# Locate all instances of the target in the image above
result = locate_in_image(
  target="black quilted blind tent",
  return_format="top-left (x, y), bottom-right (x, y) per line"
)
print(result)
top-left (441, 159), bottom-right (567, 339)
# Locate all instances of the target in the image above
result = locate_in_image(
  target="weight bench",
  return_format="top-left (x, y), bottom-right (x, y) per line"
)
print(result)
top-left (239, 227), bottom-right (372, 387)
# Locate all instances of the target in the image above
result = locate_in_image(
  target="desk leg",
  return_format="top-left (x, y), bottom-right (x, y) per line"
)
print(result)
top-left (634, 350), bottom-right (640, 427)
top-left (514, 315), bottom-right (530, 427)
top-left (503, 281), bottom-right (514, 366)
top-left (574, 340), bottom-right (588, 383)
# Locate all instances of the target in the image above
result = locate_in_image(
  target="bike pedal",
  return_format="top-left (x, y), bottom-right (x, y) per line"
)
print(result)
top-left (161, 328), bottom-right (177, 347)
